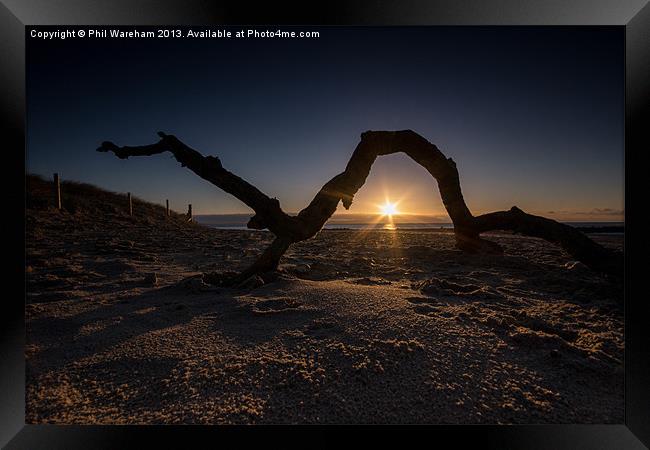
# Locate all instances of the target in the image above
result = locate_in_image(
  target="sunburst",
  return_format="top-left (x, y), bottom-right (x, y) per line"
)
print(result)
top-left (379, 201), bottom-right (399, 216)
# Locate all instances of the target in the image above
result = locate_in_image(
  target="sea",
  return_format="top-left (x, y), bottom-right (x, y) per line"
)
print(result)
top-left (194, 215), bottom-right (624, 233)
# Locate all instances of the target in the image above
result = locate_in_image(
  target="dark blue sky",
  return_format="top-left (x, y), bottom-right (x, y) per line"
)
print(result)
top-left (27, 27), bottom-right (624, 220)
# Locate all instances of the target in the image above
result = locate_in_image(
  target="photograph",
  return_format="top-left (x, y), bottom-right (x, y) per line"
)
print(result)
top-left (24, 25), bottom-right (626, 425)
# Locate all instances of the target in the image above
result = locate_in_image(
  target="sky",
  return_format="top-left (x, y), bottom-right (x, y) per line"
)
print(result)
top-left (27, 27), bottom-right (624, 221)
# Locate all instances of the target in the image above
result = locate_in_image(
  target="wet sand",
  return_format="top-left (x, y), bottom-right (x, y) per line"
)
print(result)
top-left (26, 177), bottom-right (624, 424)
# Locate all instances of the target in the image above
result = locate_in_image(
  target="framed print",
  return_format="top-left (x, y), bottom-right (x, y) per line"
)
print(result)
top-left (2, 0), bottom-right (649, 448)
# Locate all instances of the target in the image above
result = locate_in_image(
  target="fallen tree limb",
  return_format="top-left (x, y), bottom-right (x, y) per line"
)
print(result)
top-left (98, 130), bottom-right (623, 283)
top-left (473, 207), bottom-right (623, 277)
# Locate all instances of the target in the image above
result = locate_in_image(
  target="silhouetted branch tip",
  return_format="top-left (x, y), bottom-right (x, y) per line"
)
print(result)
top-left (97, 141), bottom-right (118, 152)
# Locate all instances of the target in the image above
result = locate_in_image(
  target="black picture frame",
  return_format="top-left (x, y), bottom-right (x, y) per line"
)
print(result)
top-left (2, 0), bottom-right (648, 447)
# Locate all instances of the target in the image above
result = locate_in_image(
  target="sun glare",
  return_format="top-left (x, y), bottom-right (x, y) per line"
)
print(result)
top-left (380, 202), bottom-right (399, 216)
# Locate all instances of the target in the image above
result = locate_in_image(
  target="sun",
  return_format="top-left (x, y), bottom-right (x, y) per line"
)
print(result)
top-left (380, 202), bottom-right (399, 216)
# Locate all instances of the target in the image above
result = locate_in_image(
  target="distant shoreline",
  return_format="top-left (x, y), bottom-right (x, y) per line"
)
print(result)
top-left (193, 218), bottom-right (624, 234)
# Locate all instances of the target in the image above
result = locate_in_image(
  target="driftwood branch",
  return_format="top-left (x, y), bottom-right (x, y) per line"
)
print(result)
top-left (473, 207), bottom-right (623, 277)
top-left (98, 133), bottom-right (294, 237)
top-left (98, 130), bottom-right (622, 283)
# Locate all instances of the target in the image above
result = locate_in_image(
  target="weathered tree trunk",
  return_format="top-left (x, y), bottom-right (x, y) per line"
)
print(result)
top-left (98, 130), bottom-right (622, 284)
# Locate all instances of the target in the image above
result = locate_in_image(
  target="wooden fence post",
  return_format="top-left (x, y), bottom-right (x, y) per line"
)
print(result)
top-left (187, 204), bottom-right (192, 221)
top-left (166, 199), bottom-right (170, 217)
top-left (53, 173), bottom-right (61, 210)
top-left (127, 192), bottom-right (133, 216)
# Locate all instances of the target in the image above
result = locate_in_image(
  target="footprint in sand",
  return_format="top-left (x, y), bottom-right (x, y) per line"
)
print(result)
top-left (406, 297), bottom-right (459, 319)
top-left (411, 305), bottom-right (439, 316)
top-left (352, 277), bottom-right (392, 286)
top-left (303, 319), bottom-right (342, 339)
top-left (406, 297), bottom-right (442, 316)
top-left (406, 296), bottom-right (437, 305)
top-left (88, 260), bottom-right (137, 277)
top-left (417, 277), bottom-right (504, 301)
top-left (250, 297), bottom-right (302, 314)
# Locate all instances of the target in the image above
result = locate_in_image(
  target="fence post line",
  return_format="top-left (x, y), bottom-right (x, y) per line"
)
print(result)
top-left (166, 199), bottom-right (170, 217)
top-left (127, 192), bottom-right (132, 216)
top-left (53, 173), bottom-right (61, 210)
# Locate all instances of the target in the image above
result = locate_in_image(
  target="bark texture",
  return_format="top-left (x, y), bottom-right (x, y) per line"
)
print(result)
top-left (98, 130), bottom-right (623, 283)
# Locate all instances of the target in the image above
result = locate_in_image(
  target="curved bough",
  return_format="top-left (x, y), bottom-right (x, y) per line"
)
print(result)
top-left (98, 130), bottom-right (623, 284)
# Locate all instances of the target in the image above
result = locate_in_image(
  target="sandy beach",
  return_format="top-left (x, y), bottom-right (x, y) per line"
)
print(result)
top-left (26, 176), bottom-right (624, 424)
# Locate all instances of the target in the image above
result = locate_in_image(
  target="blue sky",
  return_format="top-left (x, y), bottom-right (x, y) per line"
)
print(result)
top-left (27, 27), bottom-right (624, 221)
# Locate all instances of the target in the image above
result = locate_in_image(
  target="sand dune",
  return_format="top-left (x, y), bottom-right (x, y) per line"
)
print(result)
top-left (25, 176), bottom-right (623, 424)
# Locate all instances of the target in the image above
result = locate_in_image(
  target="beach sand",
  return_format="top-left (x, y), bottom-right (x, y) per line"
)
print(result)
top-left (26, 177), bottom-right (624, 424)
